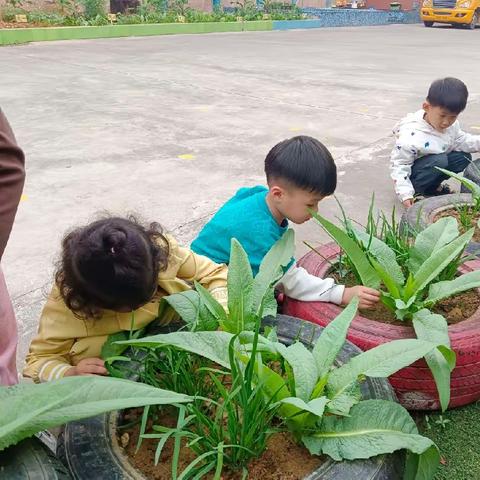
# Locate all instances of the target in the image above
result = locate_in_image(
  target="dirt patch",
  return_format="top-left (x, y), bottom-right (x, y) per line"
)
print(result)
top-left (120, 408), bottom-right (323, 479)
top-left (332, 271), bottom-right (480, 325)
top-left (435, 207), bottom-right (480, 243)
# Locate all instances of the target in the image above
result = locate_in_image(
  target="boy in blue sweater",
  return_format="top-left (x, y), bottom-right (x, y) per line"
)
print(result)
top-left (192, 136), bottom-right (379, 309)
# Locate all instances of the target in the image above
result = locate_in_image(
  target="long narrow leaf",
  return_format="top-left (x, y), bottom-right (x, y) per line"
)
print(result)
top-left (408, 217), bottom-right (459, 274)
top-left (407, 228), bottom-right (474, 299)
top-left (327, 339), bottom-right (440, 395)
top-left (426, 269), bottom-right (480, 305)
top-left (353, 228), bottom-right (405, 285)
top-left (435, 167), bottom-right (480, 198)
top-left (312, 298), bottom-right (359, 379)
top-left (412, 309), bottom-right (455, 412)
top-left (0, 376), bottom-right (191, 451)
top-left (312, 212), bottom-right (381, 289)
top-left (117, 331), bottom-right (234, 368)
top-left (251, 229), bottom-right (295, 317)
top-left (225, 239), bottom-right (254, 334)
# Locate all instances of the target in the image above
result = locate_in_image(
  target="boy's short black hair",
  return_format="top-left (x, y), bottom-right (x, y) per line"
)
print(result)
top-left (427, 77), bottom-right (468, 114)
top-left (264, 135), bottom-right (337, 196)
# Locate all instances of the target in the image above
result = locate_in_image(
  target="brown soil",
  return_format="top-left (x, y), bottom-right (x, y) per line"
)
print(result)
top-left (120, 408), bottom-right (323, 480)
top-left (333, 271), bottom-right (480, 325)
top-left (435, 207), bottom-right (480, 242)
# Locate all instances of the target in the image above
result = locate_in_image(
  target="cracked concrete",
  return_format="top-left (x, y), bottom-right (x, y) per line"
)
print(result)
top-left (1, 23), bottom-right (480, 373)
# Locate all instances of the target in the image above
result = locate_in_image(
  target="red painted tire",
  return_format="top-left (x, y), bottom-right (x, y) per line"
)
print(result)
top-left (284, 243), bottom-right (480, 410)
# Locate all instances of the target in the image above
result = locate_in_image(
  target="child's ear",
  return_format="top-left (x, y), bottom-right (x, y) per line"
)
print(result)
top-left (422, 101), bottom-right (431, 112)
top-left (269, 185), bottom-right (284, 200)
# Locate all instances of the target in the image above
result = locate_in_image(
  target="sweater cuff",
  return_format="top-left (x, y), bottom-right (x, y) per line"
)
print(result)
top-left (328, 285), bottom-right (345, 305)
top-left (38, 360), bottom-right (72, 383)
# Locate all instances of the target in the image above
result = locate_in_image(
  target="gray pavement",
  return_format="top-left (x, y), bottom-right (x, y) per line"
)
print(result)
top-left (1, 23), bottom-right (480, 372)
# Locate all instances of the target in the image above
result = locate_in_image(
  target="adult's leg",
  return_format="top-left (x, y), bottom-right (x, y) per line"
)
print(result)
top-left (0, 267), bottom-right (18, 385)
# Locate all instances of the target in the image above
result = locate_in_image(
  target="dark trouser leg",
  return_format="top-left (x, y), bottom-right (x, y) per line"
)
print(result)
top-left (447, 151), bottom-right (472, 173)
top-left (411, 152), bottom-right (471, 195)
top-left (411, 153), bottom-right (448, 195)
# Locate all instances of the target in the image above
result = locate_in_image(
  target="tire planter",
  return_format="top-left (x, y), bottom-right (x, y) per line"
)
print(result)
top-left (284, 244), bottom-right (480, 410)
top-left (58, 315), bottom-right (404, 480)
top-left (0, 437), bottom-right (72, 480)
top-left (460, 158), bottom-right (480, 192)
top-left (402, 193), bottom-right (480, 256)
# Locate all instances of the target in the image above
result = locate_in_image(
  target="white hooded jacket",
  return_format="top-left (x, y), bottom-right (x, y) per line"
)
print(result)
top-left (390, 110), bottom-right (480, 202)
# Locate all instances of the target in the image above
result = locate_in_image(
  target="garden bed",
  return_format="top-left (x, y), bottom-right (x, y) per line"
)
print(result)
top-left (121, 407), bottom-right (323, 480)
top-left (435, 207), bottom-right (480, 243)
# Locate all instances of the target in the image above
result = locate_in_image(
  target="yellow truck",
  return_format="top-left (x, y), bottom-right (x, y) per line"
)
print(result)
top-left (421, 0), bottom-right (479, 29)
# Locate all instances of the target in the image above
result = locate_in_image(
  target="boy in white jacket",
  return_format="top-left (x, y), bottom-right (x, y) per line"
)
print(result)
top-left (192, 136), bottom-right (380, 309)
top-left (391, 77), bottom-right (480, 208)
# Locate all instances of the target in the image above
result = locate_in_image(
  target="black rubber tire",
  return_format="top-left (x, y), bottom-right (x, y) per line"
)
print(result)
top-left (0, 437), bottom-right (72, 480)
top-left (461, 158), bottom-right (480, 192)
top-left (401, 193), bottom-right (480, 255)
top-left (58, 315), bottom-right (404, 480)
top-left (424, 21), bottom-right (434, 27)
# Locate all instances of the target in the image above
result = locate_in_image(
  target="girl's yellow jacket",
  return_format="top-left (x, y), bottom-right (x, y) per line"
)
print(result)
top-left (23, 236), bottom-right (228, 383)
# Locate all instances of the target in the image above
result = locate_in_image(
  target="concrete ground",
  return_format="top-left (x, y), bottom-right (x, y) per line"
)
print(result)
top-left (1, 23), bottom-right (480, 373)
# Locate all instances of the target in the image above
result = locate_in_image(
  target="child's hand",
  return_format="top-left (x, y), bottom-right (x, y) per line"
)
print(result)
top-left (402, 198), bottom-right (414, 208)
top-left (342, 286), bottom-right (380, 309)
top-left (64, 357), bottom-right (108, 377)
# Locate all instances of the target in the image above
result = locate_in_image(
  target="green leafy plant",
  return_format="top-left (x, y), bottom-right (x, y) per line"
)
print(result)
top-left (119, 297), bottom-right (442, 479)
top-left (313, 210), bottom-right (480, 411)
top-left (80, 0), bottom-right (105, 19)
top-left (436, 165), bottom-right (480, 231)
top-left (0, 376), bottom-right (192, 451)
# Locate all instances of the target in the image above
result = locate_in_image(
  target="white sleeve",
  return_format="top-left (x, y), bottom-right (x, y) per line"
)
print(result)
top-left (277, 264), bottom-right (345, 304)
top-left (453, 126), bottom-right (480, 153)
top-left (390, 142), bottom-right (416, 202)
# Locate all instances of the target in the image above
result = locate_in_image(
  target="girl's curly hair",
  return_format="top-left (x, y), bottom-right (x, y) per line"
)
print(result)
top-left (55, 215), bottom-right (169, 319)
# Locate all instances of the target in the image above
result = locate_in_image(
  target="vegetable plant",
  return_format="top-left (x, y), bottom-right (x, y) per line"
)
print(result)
top-left (110, 230), bottom-right (443, 479)
top-left (313, 209), bottom-right (480, 411)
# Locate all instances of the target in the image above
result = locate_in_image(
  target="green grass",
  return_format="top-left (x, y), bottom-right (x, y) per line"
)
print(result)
top-left (416, 401), bottom-right (480, 479)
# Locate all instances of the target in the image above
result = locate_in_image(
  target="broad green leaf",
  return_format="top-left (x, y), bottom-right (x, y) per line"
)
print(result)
top-left (427, 269), bottom-right (480, 305)
top-left (412, 309), bottom-right (455, 412)
top-left (408, 217), bottom-right (459, 274)
top-left (303, 400), bottom-right (439, 480)
top-left (312, 298), bottom-right (359, 379)
top-left (101, 331), bottom-right (130, 360)
top-left (325, 380), bottom-right (362, 416)
top-left (436, 167), bottom-right (480, 198)
top-left (370, 257), bottom-right (401, 299)
top-left (275, 342), bottom-right (319, 401)
top-left (312, 213), bottom-right (380, 289)
top-left (194, 281), bottom-right (228, 326)
top-left (0, 376), bottom-right (191, 451)
top-left (328, 339), bottom-right (439, 395)
top-left (159, 290), bottom-right (200, 329)
top-left (353, 228), bottom-right (404, 285)
top-left (117, 331), bottom-right (234, 368)
top-left (251, 229), bottom-right (295, 317)
top-left (225, 239), bottom-right (254, 334)
top-left (407, 228), bottom-right (474, 300)
top-left (280, 396), bottom-right (329, 418)
top-left (405, 446), bottom-right (442, 480)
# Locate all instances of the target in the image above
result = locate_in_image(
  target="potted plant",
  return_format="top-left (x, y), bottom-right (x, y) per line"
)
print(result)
top-left (285, 205), bottom-right (480, 411)
top-left (58, 231), bottom-right (441, 479)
